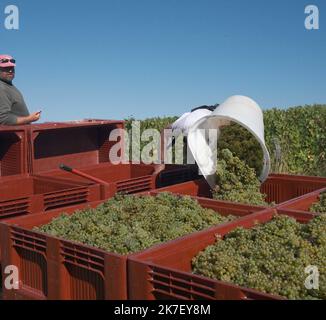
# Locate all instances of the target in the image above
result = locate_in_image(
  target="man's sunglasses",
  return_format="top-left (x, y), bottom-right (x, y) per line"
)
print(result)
top-left (0, 58), bottom-right (16, 64)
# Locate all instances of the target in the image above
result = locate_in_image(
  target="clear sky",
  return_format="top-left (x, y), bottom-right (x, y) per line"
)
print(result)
top-left (1, 0), bottom-right (325, 121)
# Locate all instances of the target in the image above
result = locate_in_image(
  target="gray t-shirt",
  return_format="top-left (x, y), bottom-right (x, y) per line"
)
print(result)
top-left (0, 79), bottom-right (30, 125)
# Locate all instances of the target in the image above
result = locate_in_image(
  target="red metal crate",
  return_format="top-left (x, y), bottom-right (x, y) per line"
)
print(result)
top-left (0, 174), bottom-right (100, 272)
top-left (261, 174), bottom-right (326, 204)
top-left (0, 126), bottom-right (29, 177)
top-left (278, 187), bottom-right (326, 214)
top-left (27, 120), bottom-right (200, 197)
top-left (41, 163), bottom-right (199, 199)
top-left (128, 208), bottom-right (320, 300)
top-left (27, 120), bottom-right (198, 190)
top-left (44, 163), bottom-right (197, 200)
top-left (0, 164), bottom-right (197, 289)
top-left (152, 174), bottom-right (326, 205)
top-left (41, 162), bottom-right (156, 199)
top-left (0, 194), bottom-right (265, 300)
top-left (0, 174), bottom-right (100, 220)
top-left (28, 120), bottom-right (125, 174)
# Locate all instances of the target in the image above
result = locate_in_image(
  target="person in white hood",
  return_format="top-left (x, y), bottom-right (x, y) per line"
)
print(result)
top-left (154, 104), bottom-right (219, 174)
top-left (170, 104), bottom-right (219, 136)
top-left (155, 96), bottom-right (270, 188)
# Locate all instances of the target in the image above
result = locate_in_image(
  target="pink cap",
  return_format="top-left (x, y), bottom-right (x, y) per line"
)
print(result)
top-left (0, 54), bottom-right (16, 67)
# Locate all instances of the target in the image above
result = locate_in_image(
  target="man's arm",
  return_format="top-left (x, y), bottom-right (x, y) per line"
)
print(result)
top-left (0, 91), bottom-right (41, 125)
top-left (15, 112), bottom-right (41, 125)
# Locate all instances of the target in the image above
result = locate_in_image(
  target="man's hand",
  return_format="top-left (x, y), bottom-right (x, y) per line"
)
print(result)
top-left (28, 111), bottom-right (42, 122)
top-left (16, 110), bottom-right (42, 125)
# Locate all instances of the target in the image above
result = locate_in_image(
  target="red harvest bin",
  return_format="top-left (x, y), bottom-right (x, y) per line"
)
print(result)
top-left (0, 174), bottom-right (100, 277)
top-left (0, 126), bottom-right (29, 177)
top-left (41, 163), bottom-right (198, 199)
top-left (0, 174), bottom-right (100, 220)
top-left (152, 174), bottom-right (326, 205)
top-left (28, 120), bottom-right (199, 199)
top-left (0, 194), bottom-right (265, 300)
top-left (261, 174), bottom-right (326, 204)
top-left (128, 208), bottom-right (320, 300)
top-left (0, 120), bottom-right (198, 295)
top-left (278, 187), bottom-right (326, 214)
top-left (27, 120), bottom-right (125, 174)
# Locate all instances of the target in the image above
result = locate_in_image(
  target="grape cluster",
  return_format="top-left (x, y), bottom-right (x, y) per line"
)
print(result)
top-left (213, 149), bottom-right (269, 206)
top-left (217, 123), bottom-right (264, 176)
top-left (310, 191), bottom-right (326, 214)
top-left (35, 193), bottom-right (235, 255)
top-left (192, 215), bottom-right (326, 300)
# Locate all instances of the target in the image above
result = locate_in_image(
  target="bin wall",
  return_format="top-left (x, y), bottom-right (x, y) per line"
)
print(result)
top-left (128, 208), bottom-right (318, 300)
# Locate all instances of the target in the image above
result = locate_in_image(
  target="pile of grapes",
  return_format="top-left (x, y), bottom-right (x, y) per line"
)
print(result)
top-left (192, 215), bottom-right (326, 300)
top-left (310, 191), bottom-right (326, 214)
top-left (213, 149), bottom-right (269, 206)
top-left (35, 193), bottom-right (234, 255)
top-left (217, 122), bottom-right (264, 176)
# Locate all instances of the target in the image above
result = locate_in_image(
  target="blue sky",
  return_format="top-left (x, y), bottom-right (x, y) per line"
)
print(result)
top-left (1, 0), bottom-right (325, 121)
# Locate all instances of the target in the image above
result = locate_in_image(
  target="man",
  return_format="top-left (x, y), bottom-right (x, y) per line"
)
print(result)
top-left (0, 54), bottom-right (41, 125)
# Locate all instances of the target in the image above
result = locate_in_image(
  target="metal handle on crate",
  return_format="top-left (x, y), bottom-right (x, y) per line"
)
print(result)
top-left (59, 163), bottom-right (110, 186)
top-left (59, 164), bottom-right (73, 172)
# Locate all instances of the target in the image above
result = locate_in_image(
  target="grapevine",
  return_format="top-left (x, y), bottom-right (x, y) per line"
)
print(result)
top-left (125, 105), bottom-right (326, 177)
